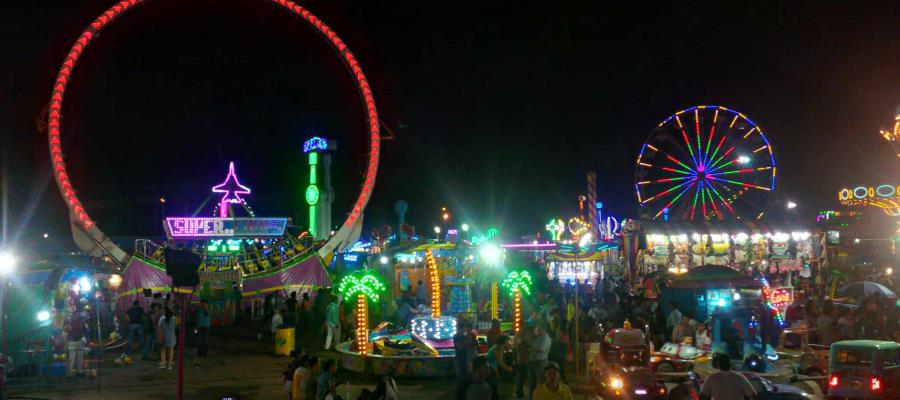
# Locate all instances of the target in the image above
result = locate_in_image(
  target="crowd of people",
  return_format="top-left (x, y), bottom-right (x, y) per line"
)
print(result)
top-left (118, 294), bottom-right (211, 370)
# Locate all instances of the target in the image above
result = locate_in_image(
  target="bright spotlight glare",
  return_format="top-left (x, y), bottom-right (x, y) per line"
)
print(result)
top-left (733, 292), bottom-right (741, 301)
top-left (887, 267), bottom-right (893, 276)
top-left (37, 310), bottom-right (51, 322)
top-left (379, 256), bottom-right (389, 265)
top-left (434, 226), bottom-right (441, 234)
top-left (479, 244), bottom-right (502, 265)
top-left (461, 223), bottom-right (470, 232)
top-left (0, 251), bottom-right (17, 275)
top-left (578, 233), bottom-right (593, 248)
top-left (737, 156), bottom-right (750, 164)
top-left (77, 276), bottom-right (92, 293)
top-left (786, 201), bottom-right (797, 209)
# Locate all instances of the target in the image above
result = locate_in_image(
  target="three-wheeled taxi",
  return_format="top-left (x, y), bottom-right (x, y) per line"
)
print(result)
top-left (827, 340), bottom-right (900, 400)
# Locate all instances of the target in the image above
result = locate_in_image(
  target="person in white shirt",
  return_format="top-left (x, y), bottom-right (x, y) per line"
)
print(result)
top-left (271, 308), bottom-right (284, 334)
top-left (700, 354), bottom-right (756, 400)
top-left (694, 323), bottom-right (712, 351)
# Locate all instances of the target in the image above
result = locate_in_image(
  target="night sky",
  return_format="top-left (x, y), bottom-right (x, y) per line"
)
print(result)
top-left (2, 0), bottom-right (900, 245)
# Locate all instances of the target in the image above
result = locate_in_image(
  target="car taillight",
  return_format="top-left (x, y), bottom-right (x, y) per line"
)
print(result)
top-left (871, 377), bottom-right (881, 391)
top-left (829, 375), bottom-right (839, 387)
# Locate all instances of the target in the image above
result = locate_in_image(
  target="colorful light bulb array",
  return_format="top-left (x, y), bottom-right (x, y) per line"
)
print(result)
top-left (337, 269), bottom-right (386, 356)
top-left (426, 250), bottom-right (441, 317)
top-left (760, 276), bottom-right (786, 328)
top-left (879, 109), bottom-right (900, 159)
top-left (46, 0), bottom-right (382, 251)
top-left (635, 105), bottom-right (776, 221)
top-left (567, 217), bottom-right (589, 237)
top-left (410, 316), bottom-right (457, 340)
top-left (545, 219), bottom-right (565, 241)
top-left (502, 270), bottom-right (533, 333)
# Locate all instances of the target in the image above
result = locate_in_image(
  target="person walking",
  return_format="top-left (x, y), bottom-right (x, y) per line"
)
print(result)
top-left (324, 296), bottom-right (341, 350)
top-left (316, 359), bottom-right (341, 400)
top-left (142, 303), bottom-right (156, 360)
top-left (666, 302), bottom-right (682, 342)
top-left (65, 309), bottom-right (87, 376)
top-left (699, 353), bottom-right (756, 400)
top-left (286, 292), bottom-right (299, 327)
top-left (300, 293), bottom-right (313, 331)
top-left (528, 324), bottom-right (552, 400)
top-left (158, 308), bottom-right (177, 370)
top-left (486, 335), bottom-right (514, 381)
top-left (196, 299), bottom-right (211, 357)
top-left (125, 300), bottom-right (146, 357)
top-left (456, 356), bottom-right (499, 400)
top-left (532, 362), bottom-right (573, 400)
top-left (454, 321), bottom-right (476, 380)
top-left (514, 325), bottom-right (532, 400)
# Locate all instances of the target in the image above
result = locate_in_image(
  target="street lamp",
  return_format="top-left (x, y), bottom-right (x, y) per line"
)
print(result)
top-left (379, 256), bottom-right (389, 265)
top-left (786, 201), bottom-right (797, 210)
top-left (461, 223), bottom-right (470, 232)
top-left (573, 232), bottom-right (592, 378)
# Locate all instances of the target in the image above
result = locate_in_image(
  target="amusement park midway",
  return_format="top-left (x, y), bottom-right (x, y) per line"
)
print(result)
top-left (3, 1), bottom-right (900, 400)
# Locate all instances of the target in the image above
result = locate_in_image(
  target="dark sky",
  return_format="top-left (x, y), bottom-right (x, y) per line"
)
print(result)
top-left (2, 0), bottom-right (900, 245)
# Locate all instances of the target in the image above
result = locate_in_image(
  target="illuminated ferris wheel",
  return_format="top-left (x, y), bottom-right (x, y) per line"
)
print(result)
top-left (635, 105), bottom-right (777, 221)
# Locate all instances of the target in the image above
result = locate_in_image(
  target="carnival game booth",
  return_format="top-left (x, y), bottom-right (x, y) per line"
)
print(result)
top-left (635, 221), bottom-right (815, 276)
top-left (544, 242), bottom-right (620, 285)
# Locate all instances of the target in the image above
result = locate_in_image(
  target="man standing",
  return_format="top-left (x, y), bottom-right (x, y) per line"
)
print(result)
top-left (456, 356), bottom-right (499, 400)
top-left (588, 301), bottom-right (608, 326)
top-left (300, 293), bottom-right (313, 330)
top-left (532, 362), bottom-right (573, 400)
top-left (454, 321), bottom-right (476, 380)
top-left (66, 309), bottom-right (87, 376)
top-left (196, 299), bottom-right (211, 357)
top-left (125, 300), bottom-right (146, 357)
top-left (666, 302), bottom-right (682, 342)
top-left (528, 324), bottom-right (551, 399)
top-left (324, 295), bottom-right (341, 350)
top-left (699, 354), bottom-right (756, 400)
top-left (286, 291), bottom-right (299, 327)
top-left (416, 280), bottom-right (428, 306)
top-left (671, 315), bottom-right (695, 344)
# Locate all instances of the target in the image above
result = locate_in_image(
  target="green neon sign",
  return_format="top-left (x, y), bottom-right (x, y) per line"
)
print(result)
top-left (306, 185), bottom-right (320, 205)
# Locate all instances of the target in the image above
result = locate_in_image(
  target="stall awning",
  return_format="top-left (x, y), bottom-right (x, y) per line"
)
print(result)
top-left (640, 220), bottom-right (810, 235)
top-left (546, 251), bottom-right (609, 262)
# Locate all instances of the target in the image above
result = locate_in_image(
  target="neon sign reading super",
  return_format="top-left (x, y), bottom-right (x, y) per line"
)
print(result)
top-left (165, 217), bottom-right (287, 238)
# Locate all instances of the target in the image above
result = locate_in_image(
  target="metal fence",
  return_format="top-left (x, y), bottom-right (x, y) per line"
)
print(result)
top-left (3, 346), bottom-right (102, 391)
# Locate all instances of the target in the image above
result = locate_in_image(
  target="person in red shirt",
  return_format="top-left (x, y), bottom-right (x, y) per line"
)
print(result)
top-left (486, 319), bottom-right (503, 347)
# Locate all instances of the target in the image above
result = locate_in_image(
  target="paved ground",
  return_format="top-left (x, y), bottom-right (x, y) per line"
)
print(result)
top-left (6, 321), bottom-right (596, 400)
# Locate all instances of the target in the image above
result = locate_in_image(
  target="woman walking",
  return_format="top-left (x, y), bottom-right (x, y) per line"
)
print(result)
top-left (158, 308), bottom-right (177, 370)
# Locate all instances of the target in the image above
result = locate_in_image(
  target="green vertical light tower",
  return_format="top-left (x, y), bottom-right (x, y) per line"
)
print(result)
top-left (303, 137), bottom-right (336, 240)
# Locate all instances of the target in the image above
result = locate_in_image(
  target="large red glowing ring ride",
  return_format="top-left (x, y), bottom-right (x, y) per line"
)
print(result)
top-left (48, 0), bottom-right (380, 258)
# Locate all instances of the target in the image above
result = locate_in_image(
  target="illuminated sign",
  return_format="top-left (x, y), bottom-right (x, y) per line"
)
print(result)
top-left (838, 184), bottom-right (900, 216)
top-left (303, 137), bottom-right (329, 153)
top-left (768, 288), bottom-right (792, 308)
top-left (838, 184), bottom-right (900, 201)
top-left (165, 217), bottom-right (287, 238)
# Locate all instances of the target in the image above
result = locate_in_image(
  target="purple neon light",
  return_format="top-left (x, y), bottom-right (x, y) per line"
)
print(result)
top-left (211, 162), bottom-right (251, 217)
top-left (501, 243), bottom-right (558, 249)
top-left (165, 217), bottom-right (287, 238)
